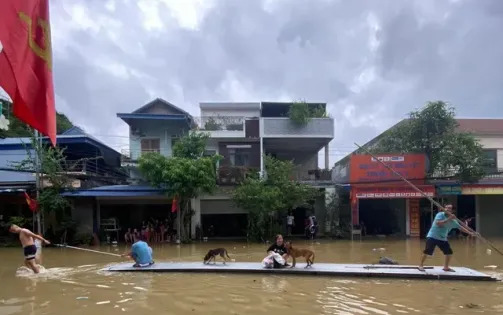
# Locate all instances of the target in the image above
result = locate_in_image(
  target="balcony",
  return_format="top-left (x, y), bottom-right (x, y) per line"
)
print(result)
top-left (292, 169), bottom-right (334, 185)
top-left (195, 116), bottom-right (259, 138)
top-left (120, 149), bottom-right (161, 167)
top-left (262, 117), bottom-right (334, 138)
top-left (217, 166), bottom-right (259, 185)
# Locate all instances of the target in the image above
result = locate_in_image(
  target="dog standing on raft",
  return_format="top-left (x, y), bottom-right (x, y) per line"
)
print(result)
top-left (203, 248), bottom-right (231, 264)
top-left (284, 241), bottom-right (315, 268)
top-left (419, 204), bottom-right (477, 272)
top-left (8, 224), bottom-right (50, 274)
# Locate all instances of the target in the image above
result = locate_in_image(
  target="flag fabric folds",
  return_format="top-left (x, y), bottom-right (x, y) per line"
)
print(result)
top-left (24, 191), bottom-right (39, 213)
top-left (0, 0), bottom-right (56, 145)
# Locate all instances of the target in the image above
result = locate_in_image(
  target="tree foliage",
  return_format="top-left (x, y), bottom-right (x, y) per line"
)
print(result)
top-left (0, 99), bottom-right (74, 138)
top-left (372, 101), bottom-right (486, 182)
top-left (13, 136), bottom-right (73, 223)
top-left (232, 155), bottom-right (321, 241)
top-left (138, 131), bottom-right (221, 242)
top-left (288, 100), bottom-right (328, 126)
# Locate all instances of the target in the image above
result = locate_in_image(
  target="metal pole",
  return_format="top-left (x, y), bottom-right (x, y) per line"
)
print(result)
top-left (34, 130), bottom-right (42, 234)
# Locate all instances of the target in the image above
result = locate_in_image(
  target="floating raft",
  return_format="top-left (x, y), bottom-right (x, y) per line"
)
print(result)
top-left (103, 262), bottom-right (499, 281)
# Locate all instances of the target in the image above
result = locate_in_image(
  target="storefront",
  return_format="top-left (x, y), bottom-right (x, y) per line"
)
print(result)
top-left (348, 153), bottom-right (429, 237)
top-left (462, 185), bottom-right (503, 237)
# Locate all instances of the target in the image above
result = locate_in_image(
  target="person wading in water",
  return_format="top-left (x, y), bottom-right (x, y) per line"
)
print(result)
top-left (418, 204), bottom-right (476, 272)
top-left (9, 224), bottom-right (50, 273)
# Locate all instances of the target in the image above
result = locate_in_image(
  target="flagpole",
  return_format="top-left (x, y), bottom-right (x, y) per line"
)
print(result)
top-left (34, 129), bottom-right (42, 234)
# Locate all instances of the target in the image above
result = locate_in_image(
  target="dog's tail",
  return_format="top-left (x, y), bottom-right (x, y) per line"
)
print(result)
top-left (226, 250), bottom-right (231, 259)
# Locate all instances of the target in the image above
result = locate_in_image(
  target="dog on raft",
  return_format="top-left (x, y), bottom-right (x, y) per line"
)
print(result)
top-left (378, 256), bottom-right (399, 265)
top-left (284, 241), bottom-right (315, 268)
top-left (203, 248), bottom-right (231, 264)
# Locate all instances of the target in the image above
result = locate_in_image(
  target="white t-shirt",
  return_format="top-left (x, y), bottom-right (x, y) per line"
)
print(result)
top-left (35, 239), bottom-right (42, 254)
top-left (287, 216), bottom-right (294, 225)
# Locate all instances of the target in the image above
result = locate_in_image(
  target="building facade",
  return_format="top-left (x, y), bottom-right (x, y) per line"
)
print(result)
top-left (192, 101), bottom-right (335, 237)
top-left (333, 118), bottom-right (503, 238)
top-left (0, 126), bottom-right (127, 234)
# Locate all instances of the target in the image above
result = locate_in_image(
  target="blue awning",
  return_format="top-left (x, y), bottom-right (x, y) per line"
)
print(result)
top-left (61, 185), bottom-right (165, 197)
top-left (0, 186), bottom-right (29, 194)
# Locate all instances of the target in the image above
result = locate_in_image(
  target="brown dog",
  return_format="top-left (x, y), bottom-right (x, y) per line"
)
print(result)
top-left (285, 241), bottom-right (315, 268)
top-left (203, 248), bottom-right (231, 264)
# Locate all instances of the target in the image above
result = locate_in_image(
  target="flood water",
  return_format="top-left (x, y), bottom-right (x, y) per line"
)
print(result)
top-left (1, 239), bottom-right (502, 315)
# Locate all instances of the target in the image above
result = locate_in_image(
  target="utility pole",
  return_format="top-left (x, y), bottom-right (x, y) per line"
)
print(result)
top-left (34, 130), bottom-right (42, 234)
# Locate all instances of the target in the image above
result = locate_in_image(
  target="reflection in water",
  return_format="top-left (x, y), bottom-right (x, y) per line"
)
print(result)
top-left (0, 239), bottom-right (502, 314)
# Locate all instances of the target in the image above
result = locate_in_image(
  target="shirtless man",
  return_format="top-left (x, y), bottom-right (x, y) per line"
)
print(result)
top-left (9, 225), bottom-right (50, 273)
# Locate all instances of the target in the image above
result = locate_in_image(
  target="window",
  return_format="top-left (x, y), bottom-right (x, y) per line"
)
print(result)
top-left (141, 138), bottom-right (160, 154)
top-left (229, 149), bottom-right (250, 167)
top-left (482, 149), bottom-right (498, 172)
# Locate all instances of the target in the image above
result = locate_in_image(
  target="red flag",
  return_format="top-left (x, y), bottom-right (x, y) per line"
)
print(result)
top-left (24, 191), bottom-right (39, 213)
top-left (0, 0), bottom-right (56, 146)
top-left (171, 196), bottom-right (179, 213)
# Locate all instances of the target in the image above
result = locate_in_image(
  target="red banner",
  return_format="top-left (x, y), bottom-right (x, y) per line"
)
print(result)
top-left (349, 154), bottom-right (427, 184)
top-left (354, 185), bottom-right (435, 199)
top-left (408, 199), bottom-right (420, 237)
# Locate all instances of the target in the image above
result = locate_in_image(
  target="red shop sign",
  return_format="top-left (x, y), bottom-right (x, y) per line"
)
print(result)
top-left (354, 185), bottom-right (435, 199)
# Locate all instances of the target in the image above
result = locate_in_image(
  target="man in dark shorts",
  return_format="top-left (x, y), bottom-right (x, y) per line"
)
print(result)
top-left (418, 204), bottom-right (475, 272)
top-left (9, 224), bottom-right (50, 273)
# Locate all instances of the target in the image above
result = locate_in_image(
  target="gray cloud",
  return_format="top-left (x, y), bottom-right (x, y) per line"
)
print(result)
top-left (37, 0), bottom-right (503, 161)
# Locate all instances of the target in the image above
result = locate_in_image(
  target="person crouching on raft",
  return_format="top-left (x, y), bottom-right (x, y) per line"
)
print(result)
top-left (419, 204), bottom-right (476, 272)
top-left (121, 239), bottom-right (154, 267)
top-left (8, 224), bottom-right (50, 274)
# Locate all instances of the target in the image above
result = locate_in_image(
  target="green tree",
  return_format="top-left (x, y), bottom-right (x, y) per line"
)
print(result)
top-left (372, 101), bottom-right (486, 182)
top-left (288, 100), bottom-right (328, 126)
top-left (138, 131), bottom-right (221, 242)
top-left (12, 136), bottom-right (76, 239)
top-left (232, 155), bottom-right (321, 241)
top-left (0, 99), bottom-right (74, 138)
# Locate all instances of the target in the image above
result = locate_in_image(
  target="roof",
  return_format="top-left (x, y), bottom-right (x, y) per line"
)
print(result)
top-left (456, 119), bottom-right (503, 135)
top-left (133, 98), bottom-right (192, 117)
top-left (199, 102), bottom-right (261, 111)
top-left (61, 185), bottom-right (165, 197)
top-left (0, 134), bottom-right (121, 165)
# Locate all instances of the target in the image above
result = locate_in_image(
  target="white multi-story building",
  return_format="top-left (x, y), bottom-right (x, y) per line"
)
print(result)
top-left (116, 98), bottom-right (335, 238)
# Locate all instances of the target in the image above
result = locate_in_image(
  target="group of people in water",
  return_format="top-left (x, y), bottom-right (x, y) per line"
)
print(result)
top-left (8, 203), bottom-right (479, 273)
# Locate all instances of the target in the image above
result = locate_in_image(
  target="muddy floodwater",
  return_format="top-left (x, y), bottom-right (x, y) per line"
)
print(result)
top-left (1, 239), bottom-right (502, 315)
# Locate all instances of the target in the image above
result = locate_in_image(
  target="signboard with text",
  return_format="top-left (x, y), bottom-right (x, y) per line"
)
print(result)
top-left (437, 185), bottom-right (462, 195)
top-left (349, 154), bottom-right (427, 184)
top-left (462, 186), bottom-right (503, 195)
top-left (408, 199), bottom-right (420, 237)
top-left (354, 186), bottom-right (435, 199)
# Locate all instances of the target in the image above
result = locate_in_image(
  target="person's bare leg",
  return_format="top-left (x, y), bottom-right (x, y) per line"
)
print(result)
top-left (418, 254), bottom-right (428, 271)
top-left (443, 255), bottom-right (454, 271)
top-left (27, 260), bottom-right (40, 274)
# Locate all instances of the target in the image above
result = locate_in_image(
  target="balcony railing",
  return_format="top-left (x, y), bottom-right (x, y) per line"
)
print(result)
top-left (292, 169), bottom-right (333, 182)
top-left (121, 149), bottom-right (161, 166)
top-left (217, 166), bottom-right (259, 185)
top-left (194, 116), bottom-right (245, 131)
top-left (262, 117), bottom-right (334, 138)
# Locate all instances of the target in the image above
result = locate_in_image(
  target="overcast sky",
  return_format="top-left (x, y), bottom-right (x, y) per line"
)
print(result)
top-left (2, 0), bottom-right (503, 165)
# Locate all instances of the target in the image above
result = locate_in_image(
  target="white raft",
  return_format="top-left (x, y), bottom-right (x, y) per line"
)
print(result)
top-left (103, 262), bottom-right (499, 281)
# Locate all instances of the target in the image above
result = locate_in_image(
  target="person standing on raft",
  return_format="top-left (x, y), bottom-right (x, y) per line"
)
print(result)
top-left (419, 204), bottom-right (476, 272)
top-left (8, 224), bottom-right (50, 274)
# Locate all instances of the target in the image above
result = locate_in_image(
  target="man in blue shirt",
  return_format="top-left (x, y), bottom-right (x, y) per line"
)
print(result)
top-left (122, 240), bottom-right (154, 267)
top-left (419, 204), bottom-right (475, 272)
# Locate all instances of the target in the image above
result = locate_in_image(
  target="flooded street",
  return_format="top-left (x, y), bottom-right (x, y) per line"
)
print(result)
top-left (1, 239), bottom-right (502, 315)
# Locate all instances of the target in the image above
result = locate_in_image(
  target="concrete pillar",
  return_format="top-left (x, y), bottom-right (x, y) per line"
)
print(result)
top-left (259, 118), bottom-right (264, 178)
top-left (475, 195), bottom-right (480, 233)
top-left (324, 187), bottom-right (336, 233)
top-left (324, 144), bottom-right (329, 170)
top-left (191, 197), bottom-right (201, 238)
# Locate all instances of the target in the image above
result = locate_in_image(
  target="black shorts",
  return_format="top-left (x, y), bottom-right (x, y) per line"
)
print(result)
top-left (423, 237), bottom-right (453, 256)
top-left (23, 245), bottom-right (37, 261)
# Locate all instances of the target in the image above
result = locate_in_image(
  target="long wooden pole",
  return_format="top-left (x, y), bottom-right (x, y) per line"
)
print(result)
top-left (354, 143), bottom-right (503, 256)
